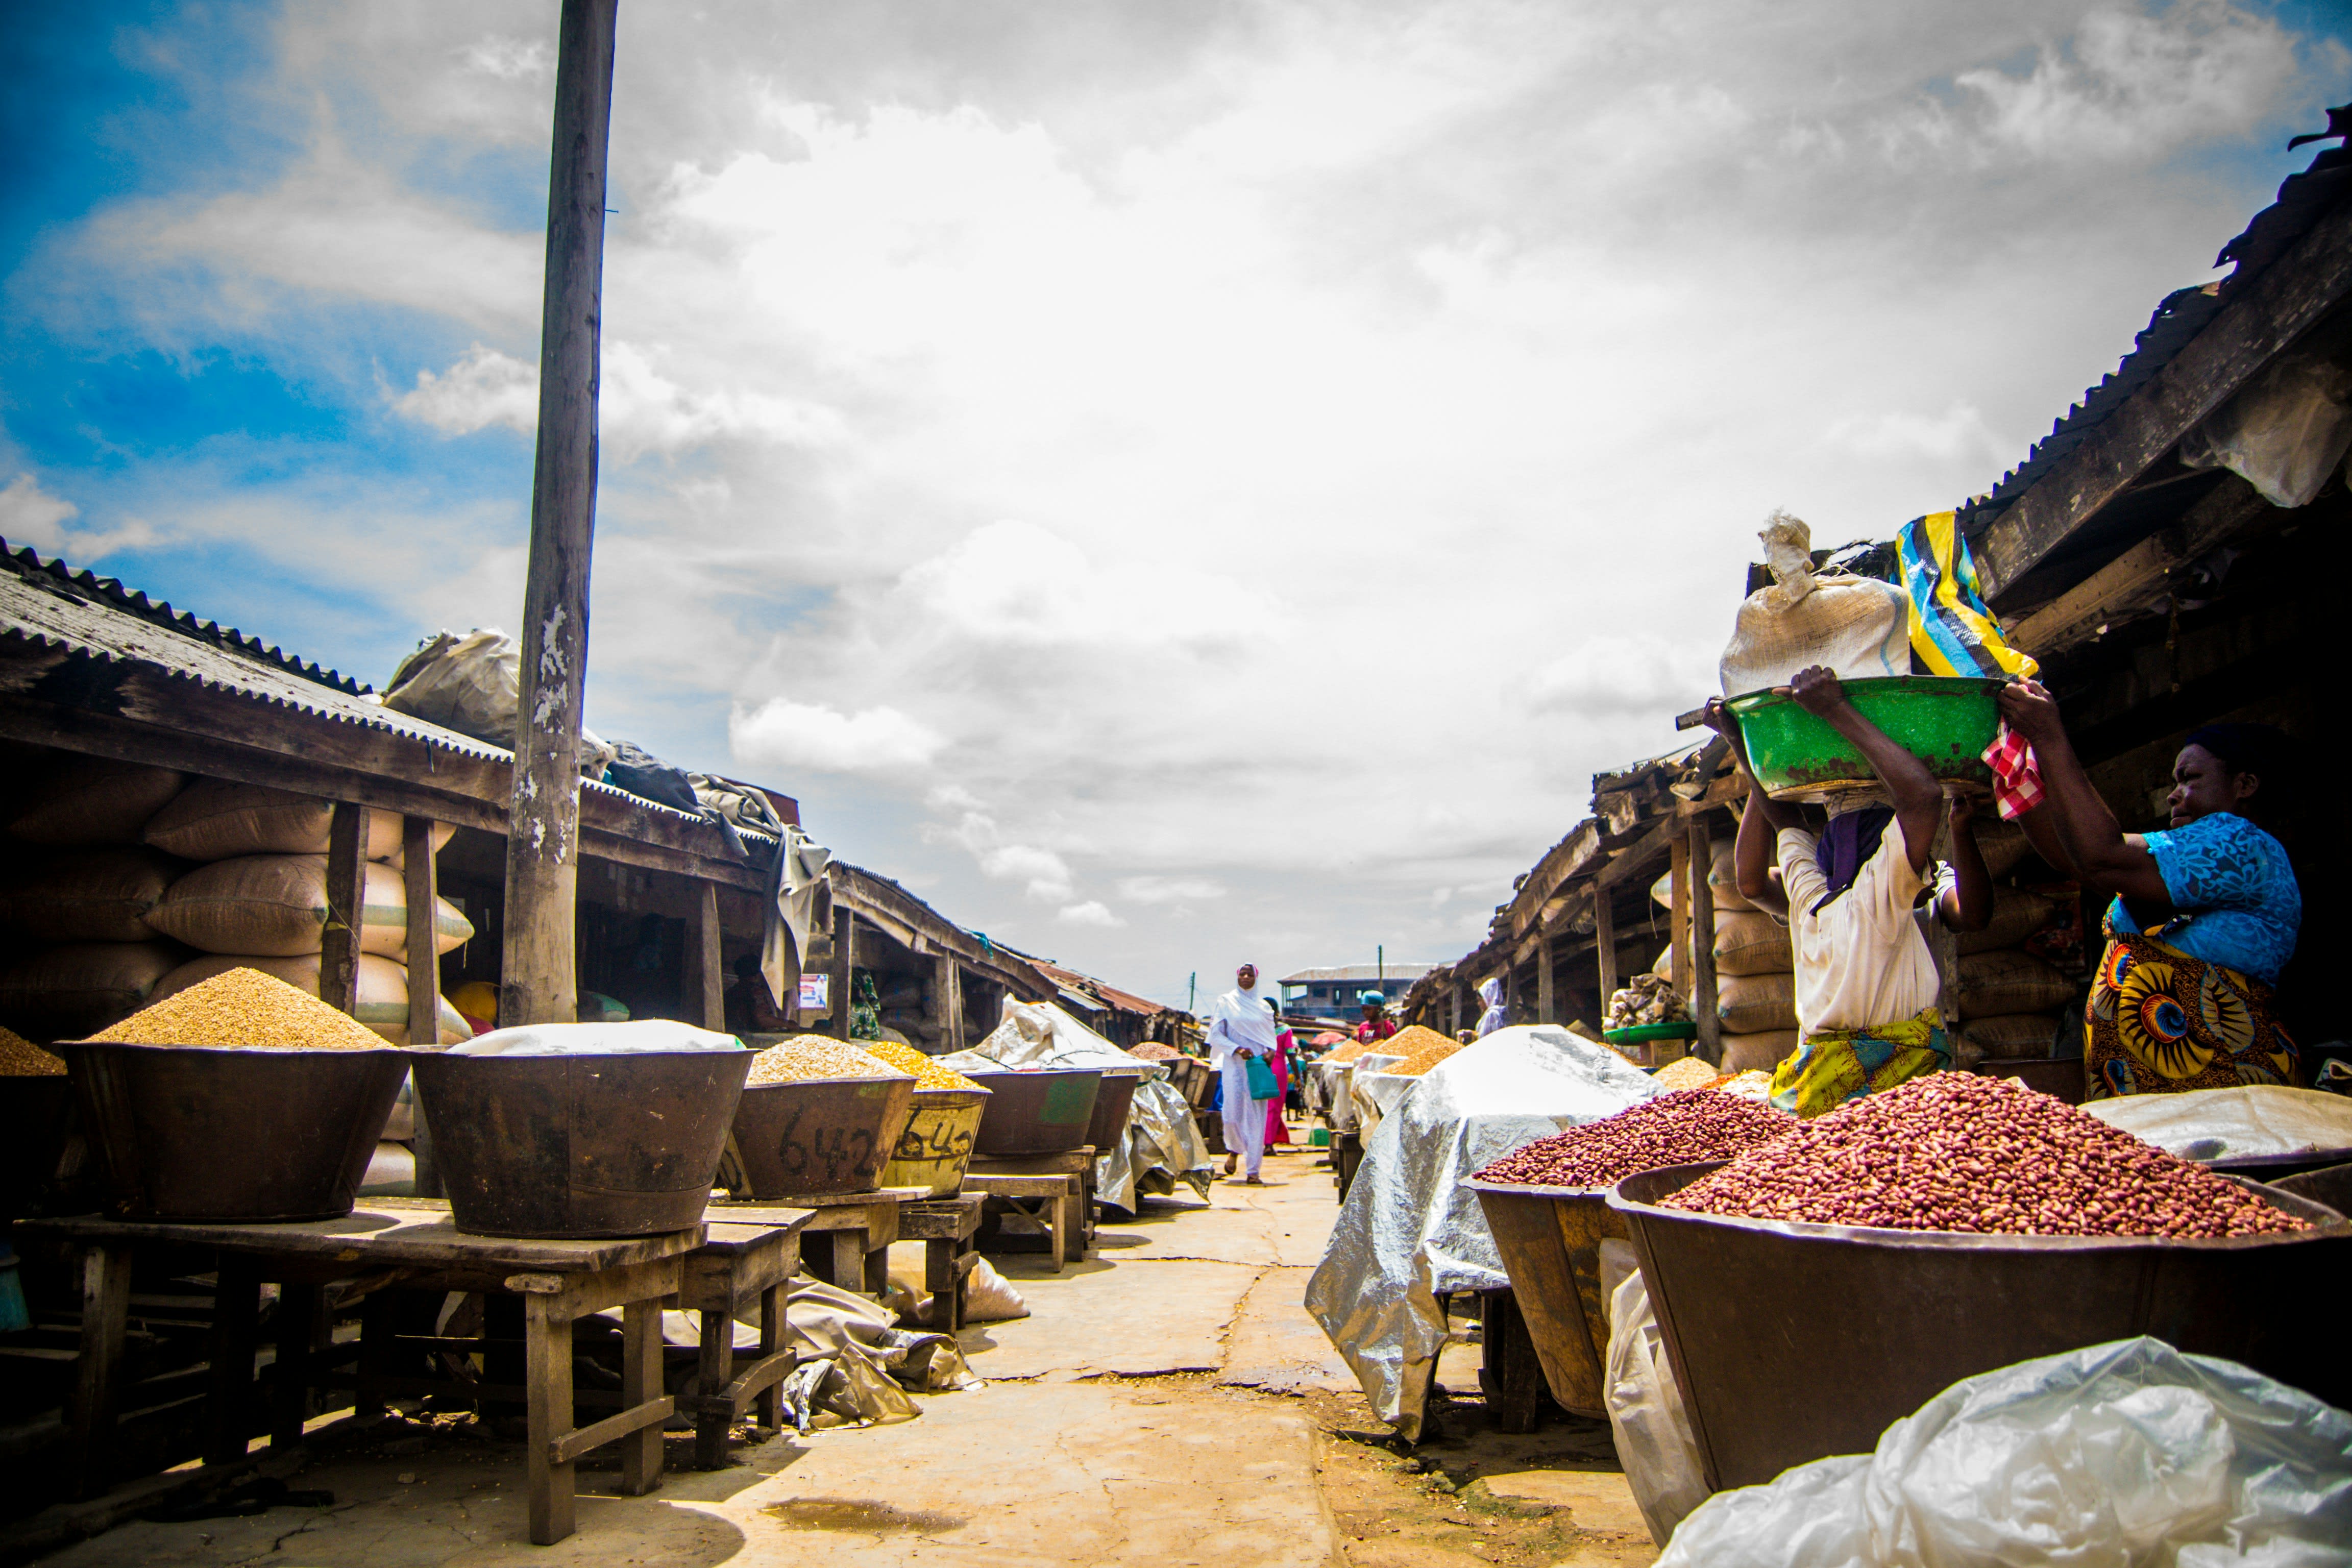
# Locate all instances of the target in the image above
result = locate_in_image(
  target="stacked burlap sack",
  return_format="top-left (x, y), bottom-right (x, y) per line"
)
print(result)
top-left (1946, 823), bottom-right (2078, 1068)
top-left (0, 760), bottom-right (471, 1045)
top-left (1650, 841), bottom-right (1798, 1074)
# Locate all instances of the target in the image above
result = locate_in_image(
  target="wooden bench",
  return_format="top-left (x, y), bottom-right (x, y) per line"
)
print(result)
top-left (967, 1148), bottom-right (1095, 1256)
top-left (679, 1210), bottom-right (813, 1470)
top-left (22, 1202), bottom-right (695, 1545)
top-left (712, 1188), bottom-right (922, 1297)
top-left (896, 1194), bottom-right (985, 1332)
top-left (960, 1174), bottom-right (1081, 1271)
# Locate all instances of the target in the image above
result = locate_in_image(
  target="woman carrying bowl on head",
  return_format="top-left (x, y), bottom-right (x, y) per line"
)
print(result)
top-left (1704, 666), bottom-right (1992, 1116)
top-left (1995, 683), bottom-right (2301, 1098)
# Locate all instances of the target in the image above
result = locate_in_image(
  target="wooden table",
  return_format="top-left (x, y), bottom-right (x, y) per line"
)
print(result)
top-left (1332, 1130), bottom-right (1364, 1204)
top-left (680, 1209), bottom-right (812, 1470)
top-left (1477, 1288), bottom-right (1549, 1433)
top-left (709, 1187), bottom-right (922, 1296)
top-left (896, 1195), bottom-right (984, 1331)
top-left (967, 1148), bottom-right (1095, 1255)
top-left (21, 1203), bottom-right (697, 1544)
top-left (960, 1174), bottom-right (1080, 1271)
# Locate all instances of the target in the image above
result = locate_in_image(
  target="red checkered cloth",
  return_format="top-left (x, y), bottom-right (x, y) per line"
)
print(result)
top-left (1981, 721), bottom-right (2043, 820)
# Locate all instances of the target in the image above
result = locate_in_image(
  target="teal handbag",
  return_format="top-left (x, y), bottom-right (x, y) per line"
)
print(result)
top-left (1244, 1053), bottom-right (1279, 1101)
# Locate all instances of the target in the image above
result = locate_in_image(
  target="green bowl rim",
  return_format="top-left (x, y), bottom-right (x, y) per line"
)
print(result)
top-left (1724, 674), bottom-right (2005, 715)
top-left (1605, 1021), bottom-right (1699, 1043)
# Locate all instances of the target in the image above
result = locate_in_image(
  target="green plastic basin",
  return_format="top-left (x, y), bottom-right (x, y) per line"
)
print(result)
top-left (1728, 676), bottom-right (2001, 803)
top-left (1605, 1022), bottom-right (1697, 1044)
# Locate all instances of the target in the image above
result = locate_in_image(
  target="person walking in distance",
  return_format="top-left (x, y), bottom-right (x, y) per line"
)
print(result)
top-left (1207, 962), bottom-right (1280, 1184)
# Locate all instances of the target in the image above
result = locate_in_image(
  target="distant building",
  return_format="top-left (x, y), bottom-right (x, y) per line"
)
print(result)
top-left (1277, 963), bottom-right (1431, 1022)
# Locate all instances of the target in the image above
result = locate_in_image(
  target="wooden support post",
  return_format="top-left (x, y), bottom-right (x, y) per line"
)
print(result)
top-left (618, 1299), bottom-right (663, 1495)
top-left (933, 954), bottom-right (965, 1054)
top-left (1689, 821), bottom-right (1721, 1066)
top-left (688, 880), bottom-right (724, 1031)
top-left (402, 816), bottom-right (445, 1195)
top-left (1595, 894), bottom-right (1618, 1004)
top-left (321, 803), bottom-right (367, 1017)
top-left (526, 1293), bottom-right (577, 1545)
top-left (1536, 932), bottom-right (1556, 1025)
top-left (1669, 830), bottom-right (1691, 1017)
top-left (829, 907), bottom-right (856, 1041)
top-left (205, 1257), bottom-right (260, 1465)
top-left (502, 0), bottom-right (619, 1031)
top-left (67, 1244), bottom-right (132, 1496)
top-left (271, 1283), bottom-right (321, 1451)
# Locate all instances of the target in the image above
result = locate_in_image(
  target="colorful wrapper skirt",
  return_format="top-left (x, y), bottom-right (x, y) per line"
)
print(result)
top-left (1768, 1008), bottom-right (1950, 1119)
top-left (2085, 928), bottom-right (2298, 1098)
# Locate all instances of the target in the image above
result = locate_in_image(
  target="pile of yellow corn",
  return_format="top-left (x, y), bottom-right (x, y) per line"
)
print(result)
top-left (0, 1026), bottom-right (66, 1075)
top-left (860, 1040), bottom-right (983, 1092)
top-left (86, 967), bottom-right (388, 1050)
top-left (748, 1036), bottom-right (914, 1085)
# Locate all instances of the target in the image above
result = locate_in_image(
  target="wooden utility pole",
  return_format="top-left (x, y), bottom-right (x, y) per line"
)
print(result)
top-left (1687, 820), bottom-right (1721, 1065)
top-left (502, 0), bottom-right (620, 1027)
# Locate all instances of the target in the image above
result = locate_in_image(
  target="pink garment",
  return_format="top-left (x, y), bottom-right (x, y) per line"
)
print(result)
top-left (1265, 1032), bottom-right (1293, 1146)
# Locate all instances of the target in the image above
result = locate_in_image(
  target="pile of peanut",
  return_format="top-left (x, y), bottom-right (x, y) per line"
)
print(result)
top-left (1476, 1089), bottom-right (1794, 1189)
top-left (1662, 1073), bottom-right (2308, 1238)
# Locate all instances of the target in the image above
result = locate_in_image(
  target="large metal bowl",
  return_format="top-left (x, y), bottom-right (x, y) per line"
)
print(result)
top-left (1462, 1178), bottom-right (1625, 1417)
top-left (409, 1048), bottom-right (751, 1237)
top-left (59, 1041), bottom-right (407, 1222)
top-left (1609, 1160), bottom-right (2352, 1491)
top-left (1727, 675), bottom-right (2001, 802)
top-left (728, 1074), bottom-right (917, 1197)
top-left (966, 1068), bottom-right (1102, 1156)
top-left (1085, 1069), bottom-right (1150, 1158)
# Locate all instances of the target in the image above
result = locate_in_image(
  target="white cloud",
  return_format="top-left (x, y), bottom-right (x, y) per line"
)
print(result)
top-left (1119, 875), bottom-right (1227, 904)
top-left (729, 698), bottom-right (946, 774)
top-left (1525, 636), bottom-right (1719, 720)
top-left (1825, 404), bottom-right (2014, 468)
top-left (0, 473), bottom-right (164, 560)
top-left (979, 844), bottom-right (1075, 904)
top-left (1057, 900), bottom-right (1124, 928)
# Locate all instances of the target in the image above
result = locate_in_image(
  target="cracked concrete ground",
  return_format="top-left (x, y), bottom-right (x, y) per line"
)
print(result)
top-left (38, 1136), bottom-right (1655, 1568)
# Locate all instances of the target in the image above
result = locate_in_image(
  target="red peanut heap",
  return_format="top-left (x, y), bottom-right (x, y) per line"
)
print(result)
top-left (1663, 1072), bottom-right (2306, 1239)
top-left (1476, 1089), bottom-right (1795, 1188)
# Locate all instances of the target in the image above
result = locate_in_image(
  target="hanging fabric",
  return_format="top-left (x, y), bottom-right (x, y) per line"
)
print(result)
top-left (1896, 511), bottom-right (2040, 680)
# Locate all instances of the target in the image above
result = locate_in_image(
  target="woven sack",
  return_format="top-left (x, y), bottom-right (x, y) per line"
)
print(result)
top-left (7, 760), bottom-right (184, 846)
top-left (145, 855), bottom-right (474, 959)
top-left (0, 848), bottom-right (181, 944)
top-left (1712, 911), bottom-right (1793, 977)
top-left (0, 941), bottom-right (183, 1040)
top-left (1955, 1012), bottom-right (2065, 1061)
top-left (1719, 1028), bottom-right (1799, 1073)
top-left (1954, 950), bottom-right (2077, 1021)
top-left (1717, 971), bottom-right (1799, 1034)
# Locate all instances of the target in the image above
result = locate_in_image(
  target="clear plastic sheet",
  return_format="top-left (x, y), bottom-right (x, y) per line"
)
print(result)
top-left (1657, 1337), bottom-right (2352, 1566)
top-left (1601, 1239), bottom-right (1709, 1546)
top-left (938, 999), bottom-right (1212, 1210)
top-left (1303, 1025), bottom-right (1658, 1438)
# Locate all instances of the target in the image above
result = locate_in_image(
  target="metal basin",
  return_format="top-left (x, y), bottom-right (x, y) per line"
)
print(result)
top-left (1727, 676), bottom-right (2001, 803)
top-left (410, 1048), bottom-right (751, 1237)
top-left (2268, 1161), bottom-right (2352, 1216)
top-left (1462, 1178), bottom-right (1625, 1418)
top-left (2209, 1147), bottom-right (2352, 1184)
top-left (880, 1086), bottom-right (990, 1195)
top-left (1086, 1070), bottom-right (1148, 1157)
top-left (1609, 1161), bottom-right (2352, 1491)
top-left (967, 1069), bottom-right (1102, 1156)
top-left (59, 1042), bottom-right (407, 1223)
top-left (729, 1074), bottom-right (917, 1198)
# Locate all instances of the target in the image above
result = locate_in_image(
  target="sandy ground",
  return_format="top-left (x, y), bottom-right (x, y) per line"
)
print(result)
top-left (38, 1132), bottom-right (1657, 1568)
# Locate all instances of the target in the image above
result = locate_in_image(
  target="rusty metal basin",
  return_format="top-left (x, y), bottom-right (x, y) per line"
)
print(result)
top-left (729, 1074), bottom-right (917, 1197)
top-left (1608, 1160), bottom-right (2352, 1491)
top-left (1462, 1177), bottom-right (1624, 1418)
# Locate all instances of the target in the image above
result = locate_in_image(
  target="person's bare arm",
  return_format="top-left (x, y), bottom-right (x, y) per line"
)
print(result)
top-left (1788, 666), bottom-right (1942, 874)
top-left (1997, 680), bottom-right (2169, 906)
top-left (1939, 791), bottom-right (1992, 931)
top-left (1700, 697), bottom-right (1794, 915)
top-left (2012, 801), bottom-right (2081, 878)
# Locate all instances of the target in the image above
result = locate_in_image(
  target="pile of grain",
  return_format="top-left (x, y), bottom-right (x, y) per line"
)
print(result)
top-left (1, 1025), bottom-right (67, 1076)
top-left (747, 1035), bottom-right (915, 1085)
top-left (1128, 1041), bottom-right (1180, 1062)
top-left (1664, 1073), bottom-right (2307, 1238)
top-left (1390, 1026), bottom-right (1474, 1077)
top-left (1478, 1089), bottom-right (1794, 1188)
top-left (84, 967), bottom-right (389, 1051)
top-left (1652, 1056), bottom-right (1728, 1092)
top-left (861, 1040), bottom-right (984, 1092)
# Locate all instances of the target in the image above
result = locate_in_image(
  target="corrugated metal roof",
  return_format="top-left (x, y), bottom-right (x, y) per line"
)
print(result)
top-left (1278, 964), bottom-right (1431, 984)
top-left (0, 535), bottom-right (766, 838)
top-left (1966, 111), bottom-right (2352, 530)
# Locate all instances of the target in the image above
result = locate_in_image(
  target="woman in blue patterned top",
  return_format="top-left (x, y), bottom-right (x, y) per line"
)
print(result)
top-left (1997, 681), bottom-right (2300, 1097)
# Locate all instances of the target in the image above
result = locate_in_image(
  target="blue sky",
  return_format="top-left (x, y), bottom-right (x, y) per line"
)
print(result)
top-left (3, 1), bottom-right (2347, 1003)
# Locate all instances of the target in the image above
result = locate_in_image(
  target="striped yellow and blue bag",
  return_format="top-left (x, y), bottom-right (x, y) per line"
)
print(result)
top-left (1895, 510), bottom-right (2038, 680)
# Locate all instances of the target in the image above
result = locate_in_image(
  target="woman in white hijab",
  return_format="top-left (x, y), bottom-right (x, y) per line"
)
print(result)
top-left (1206, 962), bottom-right (1281, 1183)
top-left (1475, 976), bottom-right (1508, 1039)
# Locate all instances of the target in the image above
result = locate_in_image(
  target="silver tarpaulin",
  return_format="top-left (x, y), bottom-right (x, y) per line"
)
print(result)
top-left (1303, 1025), bottom-right (1658, 1439)
top-left (938, 999), bottom-right (1213, 1210)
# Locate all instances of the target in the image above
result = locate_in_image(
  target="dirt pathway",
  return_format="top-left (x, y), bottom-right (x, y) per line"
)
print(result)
top-left (40, 1139), bottom-right (1658, 1568)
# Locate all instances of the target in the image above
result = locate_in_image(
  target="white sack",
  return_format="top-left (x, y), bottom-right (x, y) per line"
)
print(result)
top-left (1719, 512), bottom-right (1910, 696)
top-left (1601, 1240), bottom-right (1710, 1546)
top-left (449, 1019), bottom-right (745, 1056)
top-left (1656, 1337), bottom-right (2352, 1567)
top-left (1303, 1025), bottom-right (1658, 1439)
top-left (2084, 1084), bottom-right (2352, 1164)
top-left (2178, 346), bottom-right (2352, 509)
